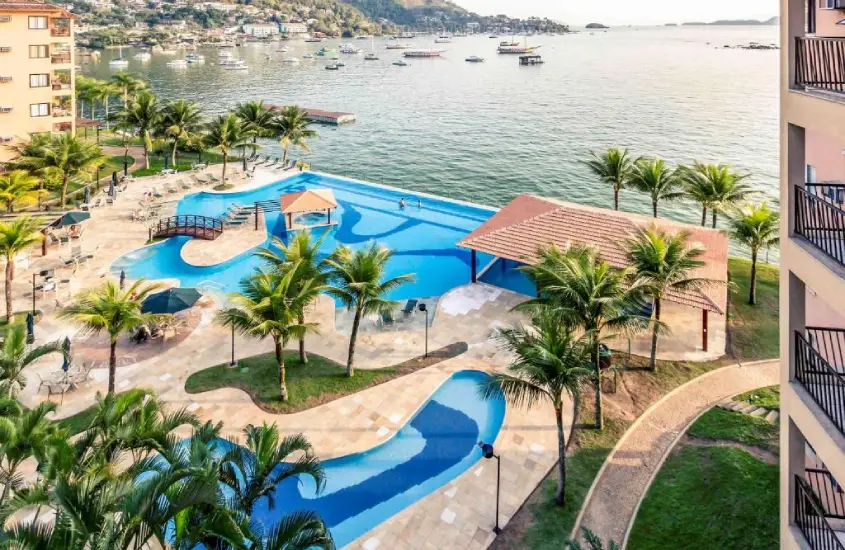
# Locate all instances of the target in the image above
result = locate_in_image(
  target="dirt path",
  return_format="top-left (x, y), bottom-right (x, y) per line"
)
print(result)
top-left (573, 359), bottom-right (778, 547)
top-left (681, 435), bottom-right (779, 465)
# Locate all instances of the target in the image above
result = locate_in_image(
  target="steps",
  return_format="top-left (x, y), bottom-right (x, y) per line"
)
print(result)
top-left (716, 398), bottom-right (779, 424)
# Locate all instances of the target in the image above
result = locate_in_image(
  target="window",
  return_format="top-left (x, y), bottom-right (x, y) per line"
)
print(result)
top-left (806, 164), bottom-right (817, 183)
top-left (820, 0), bottom-right (845, 8)
top-left (29, 103), bottom-right (49, 117)
top-left (28, 16), bottom-right (47, 29)
top-left (29, 45), bottom-right (48, 58)
top-left (29, 73), bottom-right (48, 88)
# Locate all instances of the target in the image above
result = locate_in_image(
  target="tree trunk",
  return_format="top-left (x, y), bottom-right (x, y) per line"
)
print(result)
top-left (613, 188), bottom-right (619, 211)
top-left (701, 207), bottom-right (707, 226)
top-left (221, 154), bottom-right (228, 184)
top-left (143, 141), bottom-right (150, 170)
top-left (105, 99), bottom-right (110, 130)
top-left (60, 173), bottom-right (69, 207)
top-left (4, 259), bottom-right (12, 325)
top-left (0, 463), bottom-right (16, 505)
top-left (749, 250), bottom-right (758, 305)
top-left (347, 305), bottom-right (363, 377)
top-left (592, 341), bottom-right (603, 430)
top-left (298, 312), bottom-right (307, 364)
top-left (712, 210), bottom-right (718, 229)
top-left (649, 298), bottom-right (661, 371)
top-left (108, 339), bottom-right (117, 395)
top-left (652, 201), bottom-right (658, 218)
top-left (554, 404), bottom-right (567, 506)
top-left (282, 145), bottom-right (289, 165)
top-left (275, 338), bottom-right (288, 401)
top-left (171, 140), bottom-right (178, 168)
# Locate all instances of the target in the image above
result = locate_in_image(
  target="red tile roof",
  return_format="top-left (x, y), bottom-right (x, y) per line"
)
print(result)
top-left (0, 0), bottom-right (71, 14)
top-left (280, 189), bottom-right (338, 214)
top-left (458, 194), bottom-right (729, 314)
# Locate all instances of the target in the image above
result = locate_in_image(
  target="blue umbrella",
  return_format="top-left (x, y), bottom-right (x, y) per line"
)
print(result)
top-left (61, 336), bottom-right (71, 372)
top-left (142, 288), bottom-right (202, 314)
top-left (84, 187), bottom-right (90, 204)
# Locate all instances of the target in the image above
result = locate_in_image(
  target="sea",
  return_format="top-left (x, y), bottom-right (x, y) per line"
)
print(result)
top-left (81, 26), bottom-right (779, 255)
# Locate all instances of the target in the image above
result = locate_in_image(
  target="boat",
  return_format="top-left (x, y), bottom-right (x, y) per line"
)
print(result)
top-left (218, 58), bottom-right (239, 66)
top-left (276, 46), bottom-right (289, 53)
top-left (465, 55), bottom-right (484, 62)
top-left (518, 54), bottom-right (544, 65)
top-left (219, 50), bottom-right (233, 59)
top-left (335, 60), bottom-right (345, 67)
top-left (303, 54), bottom-right (314, 59)
top-left (434, 37), bottom-right (452, 44)
top-left (185, 53), bottom-right (205, 63)
top-left (109, 58), bottom-right (129, 67)
top-left (325, 63), bottom-right (339, 70)
top-left (396, 32), bottom-right (415, 39)
top-left (304, 37), bottom-right (323, 43)
top-left (223, 60), bottom-right (248, 70)
top-left (167, 59), bottom-right (188, 67)
top-left (489, 35), bottom-right (499, 38)
top-left (159, 48), bottom-right (178, 55)
top-left (403, 49), bottom-right (442, 58)
top-left (499, 40), bottom-right (519, 47)
top-left (339, 44), bottom-right (362, 54)
top-left (364, 52), bottom-right (379, 61)
top-left (282, 57), bottom-right (300, 64)
top-left (386, 43), bottom-right (411, 50)
top-left (355, 35), bottom-right (369, 40)
top-left (133, 51), bottom-right (151, 61)
top-left (392, 59), bottom-right (409, 66)
top-left (498, 37), bottom-right (540, 54)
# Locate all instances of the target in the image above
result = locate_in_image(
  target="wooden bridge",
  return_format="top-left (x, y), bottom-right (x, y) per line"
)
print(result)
top-left (150, 215), bottom-right (223, 241)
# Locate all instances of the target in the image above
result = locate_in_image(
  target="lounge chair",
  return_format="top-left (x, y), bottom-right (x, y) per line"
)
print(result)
top-left (402, 299), bottom-right (418, 316)
top-left (92, 197), bottom-right (103, 208)
top-left (48, 232), bottom-right (69, 247)
top-left (105, 196), bottom-right (115, 206)
top-left (208, 175), bottom-right (220, 184)
top-left (69, 226), bottom-right (84, 240)
top-left (380, 310), bottom-right (394, 326)
top-left (180, 179), bottom-right (192, 190)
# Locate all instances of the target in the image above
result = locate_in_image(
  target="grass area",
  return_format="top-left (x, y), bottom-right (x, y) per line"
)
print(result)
top-left (53, 389), bottom-right (151, 435)
top-left (132, 150), bottom-right (238, 178)
top-left (687, 407), bottom-right (779, 454)
top-left (727, 258), bottom-right (779, 361)
top-left (0, 311), bottom-right (41, 336)
top-left (212, 183), bottom-right (234, 191)
top-left (48, 155), bottom-right (134, 205)
top-left (736, 385), bottom-right (780, 411)
top-left (185, 343), bottom-right (465, 414)
top-left (627, 445), bottom-right (778, 550)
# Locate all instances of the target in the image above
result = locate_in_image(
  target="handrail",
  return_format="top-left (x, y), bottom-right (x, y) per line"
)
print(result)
top-left (806, 468), bottom-right (845, 520)
top-left (796, 36), bottom-right (845, 92)
top-left (151, 215), bottom-right (223, 241)
top-left (795, 331), bottom-right (845, 438)
top-left (806, 327), bottom-right (845, 374)
top-left (794, 185), bottom-right (845, 267)
top-left (795, 475), bottom-right (845, 550)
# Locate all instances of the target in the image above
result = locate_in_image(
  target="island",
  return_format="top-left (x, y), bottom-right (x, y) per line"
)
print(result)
top-left (683, 16), bottom-right (779, 26)
top-left (585, 23), bottom-right (609, 29)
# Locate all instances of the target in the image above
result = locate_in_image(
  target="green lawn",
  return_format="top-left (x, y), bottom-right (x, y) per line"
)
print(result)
top-left (49, 155), bottom-right (134, 205)
top-left (727, 258), bottom-right (779, 361)
top-left (132, 151), bottom-right (238, 178)
top-left (687, 407), bottom-right (779, 454)
top-left (736, 385), bottom-right (780, 411)
top-left (0, 311), bottom-right (41, 337)
top-left (54, 389), bottom-right (150, 435)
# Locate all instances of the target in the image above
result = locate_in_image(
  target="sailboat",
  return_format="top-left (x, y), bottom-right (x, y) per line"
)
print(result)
top-left (364, 36), bottom-right (379, 60)
top-left (109, 46), bottom-right (129, 67)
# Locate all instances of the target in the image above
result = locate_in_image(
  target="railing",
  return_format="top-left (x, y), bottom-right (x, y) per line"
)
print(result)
top-left (796, 36), bottom-right (845, 93)
top-left (795, 331), bottom-right (845, 437)
top-left (52, 109), bottom-right (71, 118)
top-left (807, 468), bottom-right (845, 520)
top-left (795, 185), bottom-right (845, 267)
top-left (50, 53), bottom-right (70, 64)
top-left (807, 327), bottom-right (845, 374)
top-left (53, 122), bottom-right (71, 132)
top-left (795, 475), bottom-right (845, 550)
top-left (151, 215), bottom-right (223, 241)
top-left (807, 183), bottom-right (845, 210)
top-left (50, 27), bottom-right (70, 37)
top-left (51, 82), bottom-right (70, 90)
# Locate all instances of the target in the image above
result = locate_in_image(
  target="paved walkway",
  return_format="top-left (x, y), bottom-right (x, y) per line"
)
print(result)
top-left (573, 359), bottom-right (779, 547)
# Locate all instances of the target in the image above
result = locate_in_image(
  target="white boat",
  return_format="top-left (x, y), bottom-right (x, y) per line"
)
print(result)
top-left (364, 52), bottom-right (379, 61)
top-left (386, 43), bottom-right (412, 50)
top-left (465, 55), bottom-right (484, 62)
top-left (304, 37), bottom-right (323, 43)
top-left (133, 51), bottom-right (151, 61)
top-left (277, 46), bottom-right (289, 53)
top-left (303, 54), bottom-right (314, 59)
top-left (185, 53), bottom-right (205, 63)
top-left (282, 57), bottom-right (300, 64)
top-left (223, 60), bottom-right (248, 70)
top-left (109, 58), bottom-right (129, 67)
top-left (166, 59), bottom-right (188, 67)
top-left (218, 58), bottom-right (239, 66)
top-left (435, 34), bottom-right (452, 43)
top-left (403, 49), bottom-right (442, 58)
top-left (325, 63), bottom-right (339, 70)
top-left (335, 60), bottom-right (345, 67)
top-left (355, 35), bottom-right (369, 40)
top-left (339, 44), bottom-right (362, 54)
top-left (392, 59), bottom-right (409, 66)
top-left (219, 50), bottom-right (233, 59)
top-left (160, 48), bottom-right (178, 55)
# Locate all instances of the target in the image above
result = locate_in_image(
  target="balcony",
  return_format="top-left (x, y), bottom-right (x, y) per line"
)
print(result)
top-left (795, 475), bottom-right (845, 550)
top-left (50, 19), bottom-right (70, 37)
top-left (795, 327), bottom-right (845, 438)
top-left (795, 184), bottom-right (845, 266)
top-left (53, 122), bottom-right (71, 132)
top-left (50, 53), bottom-right (70, 65)
top-left (795, 37), bottom-right (845, 102)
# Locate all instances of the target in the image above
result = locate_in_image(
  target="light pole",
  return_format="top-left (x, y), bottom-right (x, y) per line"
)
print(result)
top-left (418, 302), bottom-right (428, 358)
top-left (229, 321), bottom-right (237, 367)
top-left (478, 441), bottom-right (501, 534)
top-left (31, 273), bottom-right (36, 316)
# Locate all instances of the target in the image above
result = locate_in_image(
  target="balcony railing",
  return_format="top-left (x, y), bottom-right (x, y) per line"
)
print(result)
top-left (796, 36), bottom-right (845, 93)
top-left (52, 108), bottom-right (71, 118)
top-left (795, 475), bottom-right (845, 550)
top-left (806, 468), bottom-right (845, 520)
top-left (795, 185), bottom-right (845, 266)
top-left (51, 82), bottom-right (71, 91)
top-left (796, 330), bottom-right (845, 438)
top-left (50, 27), bottom-right (70, 37)
top-left (50, 53), bottom-right (70, 64)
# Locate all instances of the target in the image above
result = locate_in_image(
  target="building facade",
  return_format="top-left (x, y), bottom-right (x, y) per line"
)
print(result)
top-left (242, 23), bottom-right (278, 38)
top-left (0, 0), bottom-right (75, 164)
top-left (280, 21), bottom-right (307, 35)
top-left (781, 0), bottom-right (845, 548)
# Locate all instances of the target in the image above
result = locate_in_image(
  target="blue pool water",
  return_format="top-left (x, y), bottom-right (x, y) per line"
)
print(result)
top-left (237, 370), bottom-right (505, 547)
top-left (479, 258), bottom-right (537, 298)
top-left (113, 173), bottom-right (498, 300)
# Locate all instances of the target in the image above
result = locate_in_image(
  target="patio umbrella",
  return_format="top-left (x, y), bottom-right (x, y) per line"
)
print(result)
top-left (141, 288), bottom-right (202, 314)
top-left (119, 269), bottom-right (126, 290)
top-left (108, 179), bottom-right (115, 198)
top-left (112, 171), bottom-right (118, 186)
top-left (51, 211), bottom-right (91, 228)
top-left (61, 336), bottom-right (71, 372)
top-left (84, 187), bottom-right (90, 204)
top-left (25, 313), bottom-right (34, 344)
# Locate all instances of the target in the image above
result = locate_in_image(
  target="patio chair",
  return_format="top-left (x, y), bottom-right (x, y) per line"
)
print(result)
top-left (40, 374), bottom-right (70, 401)
top-left (402, 299), bottom-right (418, 316)
top-left (208, 175), bottom-right (220, 184)
top-left (92, 197), bottom-right (103, 208)
top-left (105, 196), bottom-right (115, 206)
top-left (48, 232), bottom-right (70, 247)
top-left (380, 310), bottom-right (394, 326)
top-left (69, 226), bottom-right (84, 240)
top-left (180, 179), bottom-right (192, 191)
top-left (81, 203), bottom-right (91, 211)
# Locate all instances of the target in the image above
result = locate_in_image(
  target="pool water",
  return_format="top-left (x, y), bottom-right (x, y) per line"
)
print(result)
top-left (233, 370), bottom-right (505, 547)
top-left (113, 173), bottom-right (498, 301)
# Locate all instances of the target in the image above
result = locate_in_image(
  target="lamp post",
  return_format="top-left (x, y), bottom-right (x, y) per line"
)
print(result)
top-left (229, 321), bottom-right (237, 367)
top-left (418, 302), bottom-right (428, 358)
top-left (123, 157), bottom-right (128, 177)
top-left (31, 273), bottom-right (36, 316)
top-left (478, 441), bottom-right (501, 534)
top-left (96, 125), bottom-right (100, 144)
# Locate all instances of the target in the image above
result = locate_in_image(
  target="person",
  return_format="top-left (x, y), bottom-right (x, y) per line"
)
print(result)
top-left (399, 198), bottom-right (406, 209)
top-left (417, 199), bottom-right (422, 208)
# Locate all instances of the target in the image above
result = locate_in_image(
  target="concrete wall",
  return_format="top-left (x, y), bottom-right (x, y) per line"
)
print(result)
top-left (816, 5), bottom-right (845, 36)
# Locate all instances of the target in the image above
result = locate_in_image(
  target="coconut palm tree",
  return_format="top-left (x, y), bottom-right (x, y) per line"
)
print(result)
top-left (583, 147), bottom-right (637, 211)
top-left (21, 132), bottom-right (106, 206)
top-left (114, 90), bottom-right (160, 170)
top-left (59, 279), bottom-right (162, 394)
top-left (235, 100), bottom-right (276, 155)
top-left (92, 80), bottom-right (120, 130)
top-left (256, 231), bottom-right (332, 364)
top-left (159, 99), bottom-right (203, 167)
top-left (204, 113), bottom-right (249, 184)
top-left (216, 266), bottom-right (323, 401)
top-left (0, 169), bottom-right (42, 212)
top-left (730, 202), bottom-right (780, 305)
top-left (0, 327), bottom-right (66, 397)
top-left (74, 75), bottom-right (99, 119)
top-left (327, 243), bottom-right (414, 377)
top-left (479, 308), bottom-right (592, 507)
top-left (625, 226), bottom-right (714, 370)
top-left (629, 158), bottom-right (685, 218)
top-left (566, 528), bottom-right (622, 550)
top-left (518, 245), bottom-right (652, 430)
top-left (0, 217), bottom-right (43, 324)
top-left (110, 72), bottom-right (147, 108)
top-left (274, 106), bottom-right (317, 165)
top-left (681, 162), bottom-right (755, 228)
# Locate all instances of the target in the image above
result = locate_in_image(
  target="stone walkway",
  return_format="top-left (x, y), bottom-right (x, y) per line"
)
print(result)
top-left (573, 359), bottom-right (779, 548)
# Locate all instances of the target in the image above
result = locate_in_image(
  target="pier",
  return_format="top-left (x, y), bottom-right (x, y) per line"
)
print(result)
top-left (267, 105), bottom-right (356, 125)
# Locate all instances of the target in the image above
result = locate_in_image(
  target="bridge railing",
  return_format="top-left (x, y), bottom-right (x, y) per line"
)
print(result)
top-left (151, 215), bottom-right (223, 241)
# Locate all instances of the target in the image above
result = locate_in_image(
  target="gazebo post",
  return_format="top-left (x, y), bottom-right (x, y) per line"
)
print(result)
top-left (471, 250), bottom-right (477, 283)
top-left (328, 208), bottom-right (331, 225)
top-left (254, 204), bottom-right (259, 231)
top-left (702, 309), bottom-right (709, 352)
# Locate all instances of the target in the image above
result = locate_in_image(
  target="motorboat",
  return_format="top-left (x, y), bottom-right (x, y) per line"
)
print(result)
top-left (304, 37), bottom-right (323, 43)
top-left (386, 43), bottom-right (411, 50)
top-left (109, 58), bottom-right (129, 67)
top-left (277, 46), bottom-right (290, 53)
top-left (166, 59), bottom-right (188, 67)
top-left (186, 53), bottom-right (205, 63)
top-left (339, 44), bottom-right (362, 54)
top-left (335, 60), bottom-right (345, 67)
top-left (465, 55), bottom-right (484, 62)
top-left (325, 63), bottom-right (339, 70)
top-left (364, 52), bottom-right (379, 61)
top-left (303, 54), bottom-right (314, 59)
top-left (219, 50), bottom-right (233, 58)
top-left (159, 48), bottom-right (178, 55)
top-left (355, 35), bottom-right (369, 40)
top-left (223, 60), bottom-right (248, 70)
top-left (282, 57), bottom-right (300, 64)
top-left (133, 51), bottom-right (151, 61)
top-left (403, 49), bottom-right (442, 58)
top-left (392, 59), bottom-right (409, 66)
top-left (435, 34), bottom-right (452, 43)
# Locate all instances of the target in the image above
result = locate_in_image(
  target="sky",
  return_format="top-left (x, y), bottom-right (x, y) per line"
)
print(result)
top-left (452, 0), bottom-right (778, 26)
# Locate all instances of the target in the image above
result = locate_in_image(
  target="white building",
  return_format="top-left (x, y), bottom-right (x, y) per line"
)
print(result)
top-left (242, 23), bottom-right (278, 37)
top-left (279, 21), bottom-right (306, 34)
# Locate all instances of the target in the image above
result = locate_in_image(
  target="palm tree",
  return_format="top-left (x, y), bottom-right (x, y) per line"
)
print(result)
top-left (59, 280), bottom-right (162, 394)
top-left (625, 226), bottom-right (713, 370)
top-left (21, 133), bottom-right (106, 206)
top-left (256, 231), bottom-right (332, 364)
top-left (566, 528), bottom-right (622, 550)
top-left (681, 162), bottom-right (755, 228)
top-left (730, 202), bottom-right (780, 305)
top-left (235, 100), bottom-right (275, 155)
top-left (0, 169), bottom-right (42, 212)
top-left (74, 75), bottom-right (99, 119)
top-left (327, 243), bottom-right (414, 377)
top-left (583, 147), bottom-right (636, 211)
top-left (0, 327), bottom-right (66, 397)
top-left (629, 158), bottom-right (685, 218)
top-left (110, 72), bottom-right (147, 108)
top-left (517, 245), bottom-right (652, 430)
top-left (479, 309), bottom-right (592, 507)
top-left (0, 217), bottom-right (43, 323)
top-left (115, 90), bottom-right (160, 170)
top-left (92, 80), bottom-right (119, 130)
top-left (216, 266), bottom-right (322, 401)
top-left (204, 113), bottom-right (248, 184)
top-left (159, 99), bottom-right (203, 168)
top-left (273, 106), bottom-right (317, 165)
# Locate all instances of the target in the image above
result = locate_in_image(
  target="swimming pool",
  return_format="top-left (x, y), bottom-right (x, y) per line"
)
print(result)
top-left (113, 173), bottom-right (498, 300)
top-left (236, 370), bottom-right (504, 547)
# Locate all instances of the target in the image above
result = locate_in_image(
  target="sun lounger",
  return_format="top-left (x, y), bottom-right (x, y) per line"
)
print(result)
top-left (402, 299), bottom-right (418, 316)
top-left (92, 197), bottom-right (102, 208)
top-left (208, 175), bottom-right (220, 184)
top-left (381, 311), bottom-right (394, 326)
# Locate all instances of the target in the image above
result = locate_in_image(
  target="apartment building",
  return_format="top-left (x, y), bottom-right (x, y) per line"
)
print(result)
top-left (781, 0), bottom-right (845, 548)
top-left (0, 0), bottom-right (75, 164)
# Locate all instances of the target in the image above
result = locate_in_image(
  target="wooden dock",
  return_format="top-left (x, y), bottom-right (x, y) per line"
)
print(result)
top-left (267, 105), bottom-right (356, 125)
